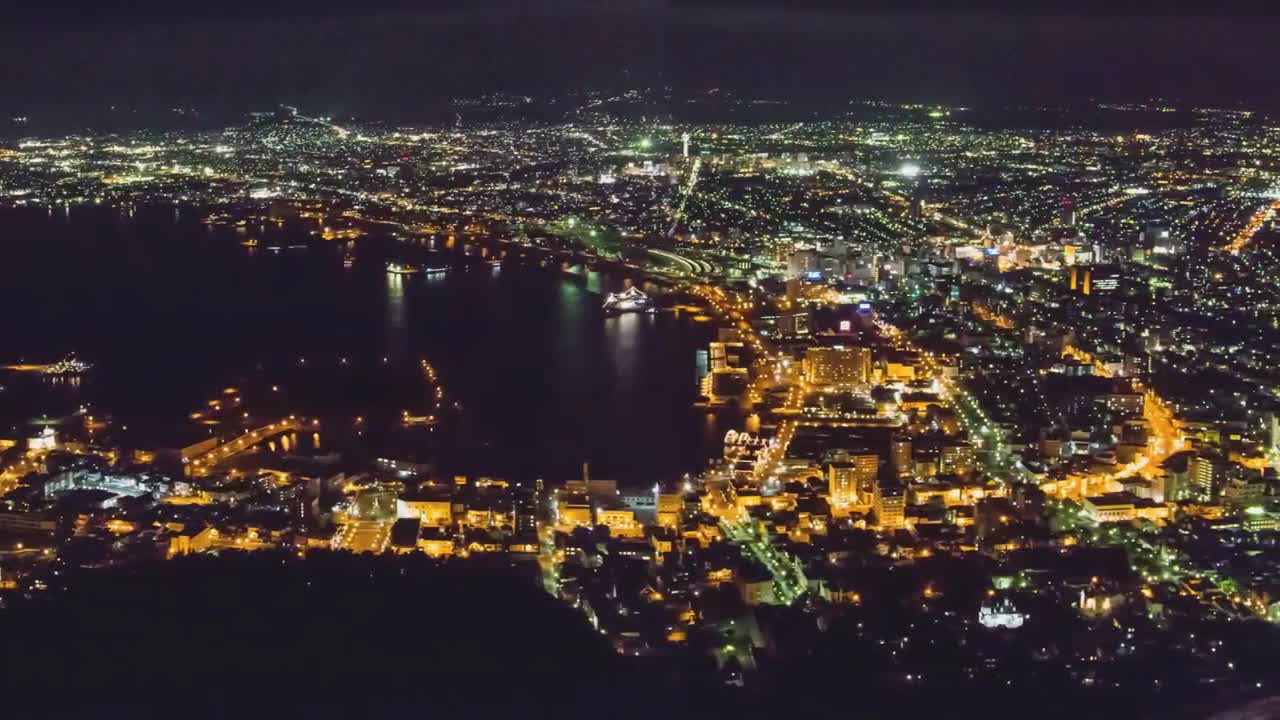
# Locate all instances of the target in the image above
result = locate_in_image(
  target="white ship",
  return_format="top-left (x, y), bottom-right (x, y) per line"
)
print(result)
top-left (602, 286), bottom-right (653, 314)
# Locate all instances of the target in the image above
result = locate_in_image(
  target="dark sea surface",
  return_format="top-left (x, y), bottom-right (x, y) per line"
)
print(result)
top-left (0, 205), bottom-right (731, 486)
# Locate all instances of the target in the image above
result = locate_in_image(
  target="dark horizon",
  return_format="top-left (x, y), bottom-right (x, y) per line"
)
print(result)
top-left (1, 4), bottom-right (1278, 129)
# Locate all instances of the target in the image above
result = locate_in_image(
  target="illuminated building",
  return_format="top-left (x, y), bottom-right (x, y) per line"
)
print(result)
top-left (939, 441), bottom-right (976, 476)
top-left (556, 492), bottom-right (593, 529)
top-left (397, 498), bottom-right (453, 526)
top-left (1222, 467), bottom-right (1265, 508)
top-left (1190, 455), bottom-right (1224, 500)
top-left (1079, 584), bottom-right (1126, 619)
top-left (910, 480), bottom-right (990, 507)
top-left (656, 492), bottom-right (684, 528)
top-left (1060, 199), bottom-right (1076, 227)
top-left (45, 467), bottom-right (165, 505)
top-left (757, 310), bottom-right (810, 337)
top-left (1098, 393), bottom-right (1145, 418)
top-left (1082, 493), bottom-right (1139, 523)
top-left (420, 528), bottom-right (456, 557)
top-left (1075, 263), bottom-right (1126, 294)
top-left (595, 507), bottom-right (644, 538)
top-left (465, 507), bottom-right (512, 530)
top-left (1243, 507), bottom-right (1280, 532)
top-left (709, 342), bottom-right (744, 371)
top-left (890, 435), bottom-right (913, 478)
top-left (828, 454), bottom-right (879, 510)
top-left (27, 427), bottom-right (57, 451)
top-left (883, 360), bottom-right (916, 382)
top-left (874, 482), bottom-right (906, 530)
top-left (167, 526), bottom-right (217, 558)
top-left (805, 346), bottom-right (871, 386)
top-left (978, 596), bottom-right (1026, 629)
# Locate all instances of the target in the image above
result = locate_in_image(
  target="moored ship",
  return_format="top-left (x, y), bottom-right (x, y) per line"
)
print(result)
top-left (602, 286), bottom-right (653, 314)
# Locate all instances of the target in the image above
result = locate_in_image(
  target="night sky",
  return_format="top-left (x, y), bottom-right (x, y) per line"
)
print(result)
top-left (2, 0), bottom-right (1277, 126)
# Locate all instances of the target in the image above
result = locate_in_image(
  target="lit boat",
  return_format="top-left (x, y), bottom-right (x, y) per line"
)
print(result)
top-left (602, 286), bottom-right (654, 314)
top-left (387, 262), bottom-right (447, 276)
top-left (386, 262), bottom-right (421, 275)
top-left (43, 355), bottom-right (92, 375)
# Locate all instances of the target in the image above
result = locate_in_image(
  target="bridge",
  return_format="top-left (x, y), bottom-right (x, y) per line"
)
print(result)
top-left (186, 417), bottom-right (307, 477)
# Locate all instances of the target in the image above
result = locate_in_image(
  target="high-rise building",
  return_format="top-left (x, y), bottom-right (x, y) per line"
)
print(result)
top-left (1071, 265), bottom-right (1122, 296)
top-left (1189, 454), bottom-right (1223, 501)
top-left (1060, 200), bottom-right (1076, 227)
top-left (875, 481), bottom-right (906, 530)
top-left (805, 346), bottom-right (871, 386)
top-left (890, 435), bottom-right (914, 479)
top-left (828, 454), bottom-right (880, 509)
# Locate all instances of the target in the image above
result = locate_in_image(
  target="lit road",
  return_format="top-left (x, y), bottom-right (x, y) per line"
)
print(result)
top-left (720, 512), bottom-right (807, 605)
top-left (0, 453), bottom-right (45, 496)
top-left (334, 520), bottom-right (394, 554)
top-left (1058, 345), bottom-right (1184, 488)
top-left (666, 157), bottom-right (701, 238)
top-left (707, 476), bottom-right (806, 605)
top-left (877, 317), bottom-right (1030, 484)
top-left (1221, 200), bottom-right (1280, 255)
top-left (538, 523), bottom-right (561, 597)
top-left (0, 448), bottom-right (52, 491)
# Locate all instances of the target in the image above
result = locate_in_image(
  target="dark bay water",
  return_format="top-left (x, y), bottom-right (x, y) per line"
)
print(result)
top-left (0, 205), bottom-right (727, 486)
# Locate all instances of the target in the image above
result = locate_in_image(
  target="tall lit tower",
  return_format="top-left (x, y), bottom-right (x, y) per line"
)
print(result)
top-left (681, 132), bottom-right (691, 159)
top-left (1060, 199), bottom-right (1076, 227)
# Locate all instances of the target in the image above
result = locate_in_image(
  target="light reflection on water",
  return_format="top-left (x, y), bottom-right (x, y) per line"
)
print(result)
top-left (0, 205), bottom-right (739, 487)
top-left (385, 270), bottom-right (407, 361)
